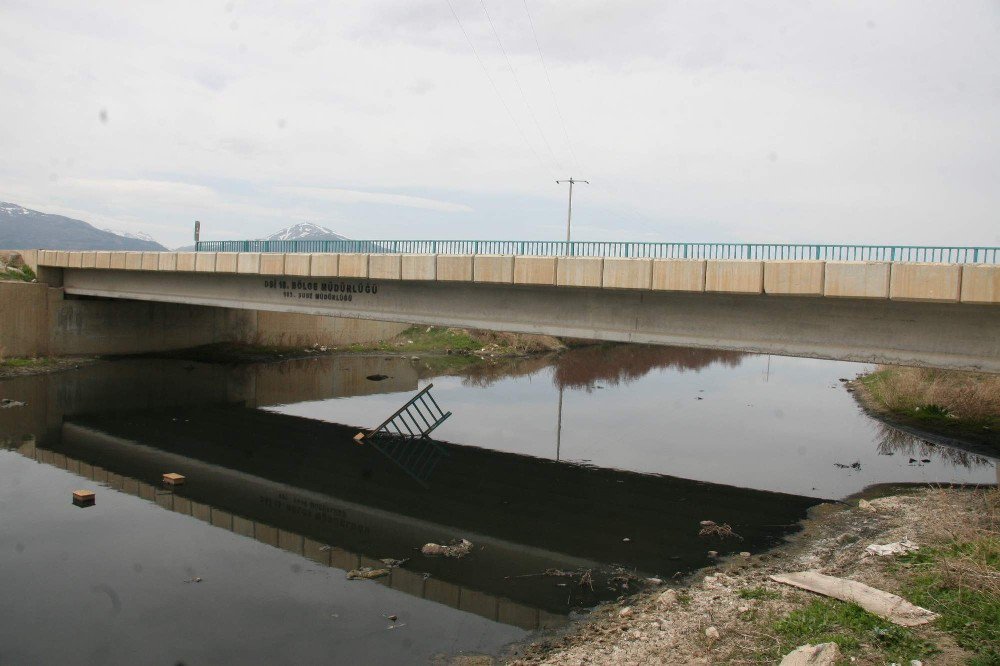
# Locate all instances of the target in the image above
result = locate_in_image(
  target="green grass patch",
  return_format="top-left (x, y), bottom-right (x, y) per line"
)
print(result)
top-left (1, 265), bottom-right (36, 282)
top-left (737, 586), bottom-right (781, 601)
top-left (900, 537), bottom-right (1000, 665)
top-left (768, 599), bottom-right (935, 664)
top-left (346, 326), bottom-right (483, 353)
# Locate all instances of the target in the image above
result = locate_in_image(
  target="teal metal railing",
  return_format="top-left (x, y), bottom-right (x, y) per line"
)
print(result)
top-left (193, 240), bottom-right (1000, 264)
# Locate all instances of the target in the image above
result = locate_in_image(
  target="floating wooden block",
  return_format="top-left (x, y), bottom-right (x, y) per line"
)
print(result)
top-left (162, 473), bottom-right (186, 486)
top-left (72, 489), bottom-right (95, 507)
top-left (353, 432), bottom-right (366, 443)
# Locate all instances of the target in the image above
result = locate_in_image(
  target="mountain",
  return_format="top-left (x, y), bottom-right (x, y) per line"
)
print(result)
top-left (0, 202), bottom-right (167, 251)
top-left (103, 227), bottom-right (160, 244)
top-left (264, 223), bottom-right (349, 242)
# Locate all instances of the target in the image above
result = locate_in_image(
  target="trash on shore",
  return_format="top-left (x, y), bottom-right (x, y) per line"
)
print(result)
top-left (420, 538), bottom-right (473, 558)
top-left (779, 642), bottom-right (841, 666)
top-left (347, 567), bottom-right (391, 580)
top-left (0, 398), bottom-right (26, 409)
top-left (865, 539), bottom-right (919, 557)
top-left (770, 571), bottom-right (937, 626)
top-left (858, 499), bottom-right (876, 512)
top-left (833, 461), bottom-right (862, 469)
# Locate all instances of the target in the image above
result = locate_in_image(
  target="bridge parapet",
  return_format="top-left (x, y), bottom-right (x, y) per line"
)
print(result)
top-left (31, 250), bottom-right (1000, 304)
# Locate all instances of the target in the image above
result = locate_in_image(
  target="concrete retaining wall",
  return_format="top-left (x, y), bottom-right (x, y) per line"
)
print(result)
top-left (0, 279), bottom-right (408, 359)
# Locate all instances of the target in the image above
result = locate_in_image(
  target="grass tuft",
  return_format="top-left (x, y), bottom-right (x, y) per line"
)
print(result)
top-left (770, 599), bottom-right (936, 663)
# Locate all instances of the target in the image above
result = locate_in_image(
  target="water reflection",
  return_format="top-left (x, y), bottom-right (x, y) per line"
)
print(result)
top-left (0, 348), bottom-right (996, 664)
top-left (872, 421), bottom-right (993, 469)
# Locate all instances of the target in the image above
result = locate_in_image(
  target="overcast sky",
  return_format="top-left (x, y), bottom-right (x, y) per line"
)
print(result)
top-left (1, 1), bottom-right (998, 248)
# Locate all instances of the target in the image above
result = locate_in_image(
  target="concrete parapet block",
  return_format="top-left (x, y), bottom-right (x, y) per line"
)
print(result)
top-left (195, 252), bottom-right (217, 272)
top-left (514, 256), bottom-right (557, 285)
top-left (284, 253), bottom-right (311, 276)
top-left (309, 253), bottom-right (338, 277)
top-left (109, 252), bottom-right (126, 270)
top-left (237, 253), bottom-right (261, 274)
top-left (556, 257), bottom-right (603, 288)
top-left (474, 255), bottom-right (515, 283)
top-left (603, 258), bottom-right (653, 290)
top-left (81, 252), bottom-right (97, 269)
top-left (38, 250), bottom-right (57, 266)
top-left (652, 259), bottom-right (706, 292)
top-left (68, 252), bottom-right (84, 268)
top-left (141, 252), bottom-right (160, 271)
top-left (259, 253), bottom-right (286, 275)
top-left (889, 263), bottom-right (961, 302)
top-left (95, 252), bottom-right (111, 269)
top-left (705, 260), bottom-right (764, 294)
top-left (56, 251), bottom-right (69, 267)
top-left (369, 254), bottom-right (402, 280)
top-left (402, 254), bottom-right (436, 280)
top-left (437, 255), bottom-right (474, 281)
top-left (215, 252), bottom-right (239, 273)
top-left (338, 253), bottom-right (369, 278)
top-left (124, 252), bottom-right (143, 270)
top-left (764, 261), bottom-right (825, 296)
top-left (158, 253), bottom-right (177, 271)
top-left (960, 265), bottom-right (1000, 304)
top-left (823, 261), bottom-right (890, 299)
top-left (175, 252), bottom-right (197, 272)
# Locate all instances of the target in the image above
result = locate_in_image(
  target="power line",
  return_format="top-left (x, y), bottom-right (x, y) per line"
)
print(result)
top-left (522, 0), bottom-right (581, 174)
top-left (479, 0), bottom-right (563, 172)
top-left (444, 0), bottom-right (554, 178)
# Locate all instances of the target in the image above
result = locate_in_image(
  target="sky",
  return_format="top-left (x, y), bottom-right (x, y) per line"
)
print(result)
top-left (1, 0), bottom-right (998, 249)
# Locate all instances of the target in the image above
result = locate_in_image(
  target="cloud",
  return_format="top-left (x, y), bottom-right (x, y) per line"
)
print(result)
top-left (275, 186), bottom-right (473, 213)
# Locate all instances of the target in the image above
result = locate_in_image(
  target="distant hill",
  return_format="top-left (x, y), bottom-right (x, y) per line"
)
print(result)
top-left (0, 202), bottom-right (167, 251)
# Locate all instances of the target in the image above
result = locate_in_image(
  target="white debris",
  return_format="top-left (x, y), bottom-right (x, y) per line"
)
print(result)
top-left (420, 538), bottom-right (473, 558)
top-left (779, 642), bottom-right (841, 666)
top-left (865, 539), bottom-right (919, 557)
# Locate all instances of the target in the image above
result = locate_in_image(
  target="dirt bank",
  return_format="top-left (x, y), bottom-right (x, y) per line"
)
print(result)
top-left (850, 366), bottom-right (999, 452)
top-left (505, 486), bottom-right (998, 665)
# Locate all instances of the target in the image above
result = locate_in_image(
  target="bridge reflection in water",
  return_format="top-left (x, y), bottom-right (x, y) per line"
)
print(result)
top-left (0, 348), bottom-right (823, 632)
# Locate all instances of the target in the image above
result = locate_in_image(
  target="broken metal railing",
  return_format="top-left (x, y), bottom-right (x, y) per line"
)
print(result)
top-left (354, 384), bottom-right (451, 486)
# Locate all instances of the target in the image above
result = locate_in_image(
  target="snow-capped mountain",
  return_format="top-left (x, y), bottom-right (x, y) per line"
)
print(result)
top-left (103, 228), bottom-right (160, 243)
top-left (0, 201), bottom-right (167, 250)
top-left (263, 223), bottom-right (349, 242)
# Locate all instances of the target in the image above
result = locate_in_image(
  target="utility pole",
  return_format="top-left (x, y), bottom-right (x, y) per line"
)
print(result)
top-left (556, 177), bottom-right (588, 250)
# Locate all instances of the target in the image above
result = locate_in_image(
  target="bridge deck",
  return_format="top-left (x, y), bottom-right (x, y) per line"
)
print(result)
top-left (30, 249), bottom-right (1000, 304)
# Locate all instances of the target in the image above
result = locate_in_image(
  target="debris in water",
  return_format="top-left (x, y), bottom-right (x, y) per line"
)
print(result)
top-left (72, 489), bottom-right (96, 507)
top-left (0, 398), bottom-right (26, 409)
top-left (366, 374), bottom-right (390, 381)
top-left (162, 472), bottom-right (186, 486)
top-left (833, 461), bottom-right (861, 470)
top-left (380, 558), bottom-right (408, 568)
top-left (698, 520), bottom-right (743, 540)
top-left (622, 537), bottom-right (631, 542)
top-left (347, 567), bottom-right (390, 580)
top-left (420, 539), bottom-right (473, 558)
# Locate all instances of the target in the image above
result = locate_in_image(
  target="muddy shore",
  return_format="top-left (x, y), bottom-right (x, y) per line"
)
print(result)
top-left (502, 486), bottom-right (997, 665)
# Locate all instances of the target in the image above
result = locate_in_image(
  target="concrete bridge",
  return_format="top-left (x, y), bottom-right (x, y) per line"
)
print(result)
top-left (14, 248), bottom-right (1000, 371)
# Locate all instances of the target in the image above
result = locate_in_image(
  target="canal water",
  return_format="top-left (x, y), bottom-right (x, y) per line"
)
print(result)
top-left (0, 347), bottom-right (995, 665)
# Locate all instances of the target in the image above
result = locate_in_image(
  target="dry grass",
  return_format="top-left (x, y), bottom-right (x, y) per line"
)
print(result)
top-left (863, 365), bottom-right (1000, 424)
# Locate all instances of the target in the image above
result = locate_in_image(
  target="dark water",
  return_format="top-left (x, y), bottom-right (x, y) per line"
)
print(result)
top-left (1, 347), bottom-right (995, 665)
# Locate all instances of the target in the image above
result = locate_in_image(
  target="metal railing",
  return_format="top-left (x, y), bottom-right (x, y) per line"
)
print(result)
top-left (194, 240), bottom-right (1000, 264)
